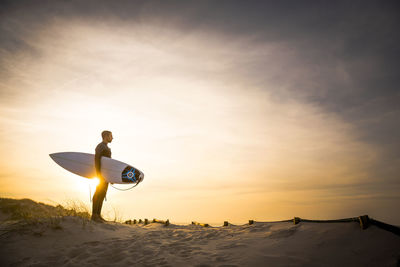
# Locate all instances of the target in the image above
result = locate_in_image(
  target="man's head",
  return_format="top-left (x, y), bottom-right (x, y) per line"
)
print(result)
top-left (101, 130), bottom-right (113, 143)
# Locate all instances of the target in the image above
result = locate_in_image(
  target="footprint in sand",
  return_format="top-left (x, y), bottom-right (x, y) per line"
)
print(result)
top-left (68, 247), bottom-right (84, 258)
top-left (214, 254), bottom-right (230, 262)
top-left (86, 240), bottom-right (101, 246)
top-left (249, 225), bottom-right (272, 232)
top-left (217, 243), bottom-right (247, 250)
top-left (266, 227), bottom-right (298, 239)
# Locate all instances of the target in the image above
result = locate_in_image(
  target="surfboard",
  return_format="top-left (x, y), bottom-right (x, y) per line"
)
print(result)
top-left (49, 152), bottom-right (144, 184)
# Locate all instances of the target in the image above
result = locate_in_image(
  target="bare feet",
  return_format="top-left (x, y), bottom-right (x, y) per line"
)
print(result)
top-left (91, 214), bottom-right (107, 223)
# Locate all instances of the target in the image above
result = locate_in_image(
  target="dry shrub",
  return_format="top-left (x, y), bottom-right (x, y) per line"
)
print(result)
top-left (0, 198), bottom-right (91, 236)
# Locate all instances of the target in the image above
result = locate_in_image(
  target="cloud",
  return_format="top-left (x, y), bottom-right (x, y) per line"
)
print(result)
top-left (1, 0), bottom-right (399, 150)
top-left (0, 0), bottom-right (399, 223)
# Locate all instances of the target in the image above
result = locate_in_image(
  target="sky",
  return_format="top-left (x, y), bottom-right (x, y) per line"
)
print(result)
top-left (0, 0), bottom-right (399, 225)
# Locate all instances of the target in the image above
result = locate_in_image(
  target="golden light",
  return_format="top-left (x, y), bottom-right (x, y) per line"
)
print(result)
top-left (90, 177), bottom-right (100, 188)
top-left (0, 19), bottom-right (393, 225)
top-left (74, 177), bottom-right (100, 194)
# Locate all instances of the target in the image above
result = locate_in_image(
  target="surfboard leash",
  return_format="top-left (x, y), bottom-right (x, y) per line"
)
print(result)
top-left (89, 184), bottom-right (92, 202)
top-left (110, 182), bottom-right (140, 191)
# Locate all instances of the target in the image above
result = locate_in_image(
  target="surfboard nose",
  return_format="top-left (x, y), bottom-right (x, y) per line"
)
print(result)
top-left (49, 153), bottom-right (60, 163)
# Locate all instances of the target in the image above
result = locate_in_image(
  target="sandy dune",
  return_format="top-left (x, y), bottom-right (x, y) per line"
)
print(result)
top-left (1, 199), bottom-right (399, 266)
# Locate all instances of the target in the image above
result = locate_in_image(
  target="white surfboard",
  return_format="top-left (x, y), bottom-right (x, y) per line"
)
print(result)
top-left (49, 152), bottom-right (144, 184)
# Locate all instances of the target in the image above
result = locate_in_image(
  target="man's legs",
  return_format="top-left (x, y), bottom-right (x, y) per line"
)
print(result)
top-left (91, 180), bottom-right (109, 221)
top-left (96, 181), bottom-right (109, 215)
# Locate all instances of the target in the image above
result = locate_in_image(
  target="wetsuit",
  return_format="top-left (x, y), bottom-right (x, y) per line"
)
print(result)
top-left (92, 141), bottom-right (112, 217)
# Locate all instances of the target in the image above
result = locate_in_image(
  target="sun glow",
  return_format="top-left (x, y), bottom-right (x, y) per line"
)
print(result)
top-left (76, 177), bottom-right (100, 193)
top-left (1, 18), bottom-right (396, 225)
top-left (89, 177), bottom-right (100, 188)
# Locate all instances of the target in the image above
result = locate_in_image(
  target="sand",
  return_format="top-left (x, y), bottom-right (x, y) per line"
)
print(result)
top-left (1, 199), bottom-right (399, 266)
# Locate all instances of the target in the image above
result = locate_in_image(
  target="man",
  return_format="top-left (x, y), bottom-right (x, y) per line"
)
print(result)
top-left (92, 130), bottom-right (113, 222)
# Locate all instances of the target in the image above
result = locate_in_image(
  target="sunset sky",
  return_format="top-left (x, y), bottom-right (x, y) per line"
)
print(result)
top-left (0, 1), bottom-right (399, 225)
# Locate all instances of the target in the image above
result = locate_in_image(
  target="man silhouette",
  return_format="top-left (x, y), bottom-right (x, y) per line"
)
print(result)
top-left (92, 130), bottom-right (113, 222)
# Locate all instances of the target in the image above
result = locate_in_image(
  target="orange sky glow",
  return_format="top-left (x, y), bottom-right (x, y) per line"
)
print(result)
top-left (1, 17), bottom-right (399, 225)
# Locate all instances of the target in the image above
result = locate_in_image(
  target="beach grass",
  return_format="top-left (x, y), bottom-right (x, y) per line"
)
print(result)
top-left (0, 198), bottom-right (91, 236)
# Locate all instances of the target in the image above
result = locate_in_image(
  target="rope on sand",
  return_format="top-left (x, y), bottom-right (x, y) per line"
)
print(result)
top-left (153, 219), bottom-right (170, 226)
top-left (369, 217), bottom-right (400, 236)
top-left (123, 215), bottom-right (399, 236)
top-left (192, 221), bottom-right (209, 227)
top-left (289, 215), bottom-right (400, 236)
top-left (124, 218), bottom-right (169, 226)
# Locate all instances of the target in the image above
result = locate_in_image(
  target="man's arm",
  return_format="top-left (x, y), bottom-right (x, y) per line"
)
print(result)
top-left (94, 145), bottom-right (105, 180)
